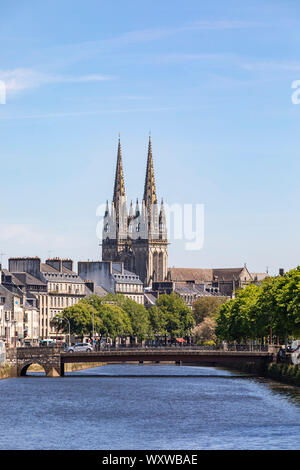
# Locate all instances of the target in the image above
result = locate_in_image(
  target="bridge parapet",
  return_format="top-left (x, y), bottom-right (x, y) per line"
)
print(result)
top-left (9, 347), bottom-right (63, 377)
top-left (6, 346), bottom-right (275, 378)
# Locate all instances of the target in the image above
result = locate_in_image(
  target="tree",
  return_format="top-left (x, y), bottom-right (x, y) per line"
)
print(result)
top-left (51, 302), bottom-right (100, 340)
top-left (192, 296), bottom-right (227, 325)
top-left (148, 305), bottom-right (167, 339)
top-left (215, 284), bottom-right (261, 342)
top-left (100, 294), bottom-right (150, 343)
top-left (156, 293), bottom-right (194, 339)
top-left (215, 268), bottom-right (300, 344)
top-left (96, 303), bottom-right (132, 341)
top-left (193, 317), bottom-right (217, 344)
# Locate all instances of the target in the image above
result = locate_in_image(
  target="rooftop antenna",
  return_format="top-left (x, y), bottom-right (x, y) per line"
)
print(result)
top-left (0, 252), bottom-right (6, 265)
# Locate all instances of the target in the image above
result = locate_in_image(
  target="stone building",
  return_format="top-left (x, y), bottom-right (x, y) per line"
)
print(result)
top-left (0, 282), bottom-right (23, 347)
top-left (167, 265), bottom-right (260, 300)
top-left (102, 137), bottom-right (168, 286)
top-left (0, 267), bottom-right (39, 346)
top-left (8, 257), bottom-right (87, 340)
top-left (78, 260), bottom-right (144, 304)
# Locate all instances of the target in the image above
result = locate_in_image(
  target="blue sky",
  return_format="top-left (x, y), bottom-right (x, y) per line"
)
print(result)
top-left (0, 0), bottom-right (299, 274)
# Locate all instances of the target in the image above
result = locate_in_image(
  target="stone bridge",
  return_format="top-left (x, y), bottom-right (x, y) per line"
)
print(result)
top-left (7, 347), bottom-right (275, 377)
top-left (7, 347), bottom-right (63, 377)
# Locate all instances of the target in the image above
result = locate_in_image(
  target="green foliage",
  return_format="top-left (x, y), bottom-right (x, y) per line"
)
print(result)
top-left (51, 302), bottom-right (100, 338)
top-left (192, 296), bottom-right (227, 325)
top-left (51, 291), bottom-right (195, 343)
top-left (96, 303), bottom-right (132, 339)
top-left (193, 317), bottom-right (217, 345)
top-left (155, 293), bottom-right (194, 338)
top-left (51, 295), bottom-right (132, 340)
top-left (102, 295), bottom-right (149, 342)
top-left (148, 305), bottom-right (167, 338)
top-left (215, 267), bottom-right (300, 343)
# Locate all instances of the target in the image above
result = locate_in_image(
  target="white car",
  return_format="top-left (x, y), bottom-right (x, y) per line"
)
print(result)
top-left (65, 343), bottom-right (93, 353)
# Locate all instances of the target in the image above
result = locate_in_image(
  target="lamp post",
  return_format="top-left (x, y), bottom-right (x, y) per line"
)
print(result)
top-left (62, 316), bottom-right (71, 347)
top-left (92, 310), bottom-right (94, 340)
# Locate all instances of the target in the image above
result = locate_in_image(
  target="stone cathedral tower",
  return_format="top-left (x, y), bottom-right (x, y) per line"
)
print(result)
top-left (102, 136), bottom-right (168, 286)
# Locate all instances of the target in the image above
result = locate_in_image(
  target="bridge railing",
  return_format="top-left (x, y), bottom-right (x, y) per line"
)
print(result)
top-left (15, 344), bottom-right (271, 353)
top-left (92, 344), bottom-right (269, 352)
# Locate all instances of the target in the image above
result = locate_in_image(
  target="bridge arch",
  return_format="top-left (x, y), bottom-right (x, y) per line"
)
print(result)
top-left (18, 361), bottom-right (61, 377)
top-left (20, 362), bottom-right (47, 376)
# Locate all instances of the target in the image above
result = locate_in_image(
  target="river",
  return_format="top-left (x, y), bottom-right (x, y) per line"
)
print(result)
top-left (0, 363), bottom-right (300, 450)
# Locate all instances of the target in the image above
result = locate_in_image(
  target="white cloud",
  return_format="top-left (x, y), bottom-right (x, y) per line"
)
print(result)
top-left (0, 68), bottom-right (115, 96)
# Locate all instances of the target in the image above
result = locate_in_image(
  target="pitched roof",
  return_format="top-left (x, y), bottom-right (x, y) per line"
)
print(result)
top-left (11, 271), bottom-right (46, 286)
top-left (144, 293), bottom-right (157, 305)
top-left (251, 272), bottom-right (269, 282)
top-left (168, 268), bottom-right (213, 282)
top-left (212, 267), bottom-right (251, 281)
top-left (94, 285), bottom-right (108, 297)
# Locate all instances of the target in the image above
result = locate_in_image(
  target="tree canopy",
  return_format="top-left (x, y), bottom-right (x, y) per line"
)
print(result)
top-left (215, 267), bottom-right (300, 343)
top-left (192, 296), bottom-right (227, 325)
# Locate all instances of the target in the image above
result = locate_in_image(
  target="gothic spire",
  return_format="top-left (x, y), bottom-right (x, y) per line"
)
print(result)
top-left (113, 136), bottom-right (126, 207)
top-left (143, 135), bottom-right (157, 209)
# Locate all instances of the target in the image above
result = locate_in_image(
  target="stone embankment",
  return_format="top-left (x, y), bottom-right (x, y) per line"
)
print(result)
top-left (0, 363), bottom-right (12, 380)
top-left (29, 362), bottom-right (105, 373)
top-left (265, 363), bottom-right (300, 387)
top-left (0, 361), bottom-right (105, 379)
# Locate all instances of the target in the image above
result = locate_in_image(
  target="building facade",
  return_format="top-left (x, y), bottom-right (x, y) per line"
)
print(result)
top-left (8, 257), bottom-right (87, 340)
top-left (102, 137), bottom-right (168, 286)
top-left (166, 265), bottom-right (262, 301)
top-left (0, 268), bottom-right (39, 346)
top-left (78, 260), bottom-right (144, 304)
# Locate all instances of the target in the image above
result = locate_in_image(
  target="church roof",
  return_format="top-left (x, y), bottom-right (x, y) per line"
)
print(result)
top-left (212, 267), bottom-right (251, 281)
top-left (250, 272), bottom-right (269, 282)
top-left (168, 268), bottom-right (213, 282)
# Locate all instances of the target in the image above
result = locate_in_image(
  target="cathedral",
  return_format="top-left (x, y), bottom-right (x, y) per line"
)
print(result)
top-left (102, 136), bottom-right (168, 286)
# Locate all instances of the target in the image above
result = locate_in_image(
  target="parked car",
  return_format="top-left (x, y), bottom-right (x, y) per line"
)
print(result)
top-left (65, 343), bottom-right (93, 353)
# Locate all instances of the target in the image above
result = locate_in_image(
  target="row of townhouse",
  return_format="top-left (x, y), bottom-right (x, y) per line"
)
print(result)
top-left (6, 257), bottom-right (90, 343)
top-left (1, 257), bottom-right (145, 347)
top-left (0, 269), bottom-right (39, 347)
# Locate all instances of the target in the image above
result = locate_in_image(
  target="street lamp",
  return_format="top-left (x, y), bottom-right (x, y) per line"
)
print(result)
top-left (61, 316), bottom-right (71, 347)
top-left (92, 310), bottom-right (94, 340)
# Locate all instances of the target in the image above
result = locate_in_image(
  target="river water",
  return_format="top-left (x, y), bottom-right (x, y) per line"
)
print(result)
top-left (0, 363), bottom-right (300, 450)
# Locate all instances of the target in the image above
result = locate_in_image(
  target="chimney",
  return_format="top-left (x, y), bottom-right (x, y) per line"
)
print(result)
top-left (62, 259), bottom-right (73, 271)
top-left (46, 258), bottom-right (62, 272)
top-left (9, 257), bottom-right (41, 277)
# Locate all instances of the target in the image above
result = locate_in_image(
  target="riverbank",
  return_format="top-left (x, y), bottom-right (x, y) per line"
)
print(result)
top-left (29, 362), bottom-right (106, 373)
top-left (0, 362), bottom-right (105, 379)
top-left (223, 360), bottom-right (300, 388)
top-left (265, 363), bottom-right (300, 387)
top-left (0, 363), bottom-right (12, 380)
